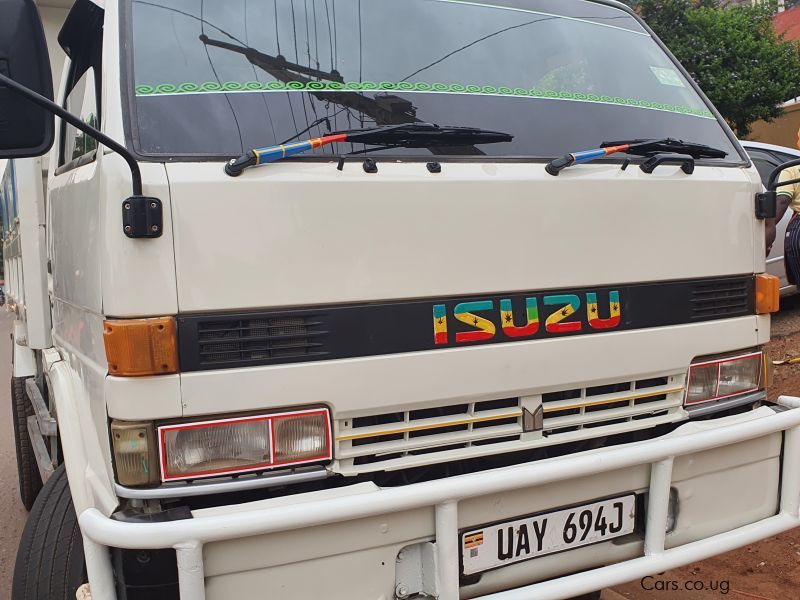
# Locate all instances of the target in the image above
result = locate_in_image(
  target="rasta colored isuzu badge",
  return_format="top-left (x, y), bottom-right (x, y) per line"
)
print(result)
top-left (433, 290), bottom-right (622, 345)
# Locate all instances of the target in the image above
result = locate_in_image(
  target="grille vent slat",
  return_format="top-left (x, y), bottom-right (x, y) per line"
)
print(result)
top-left (337, 373), bottom-right (685, 473)
top-left (196, 315), bottom-right (327, 365)
top-left (339, 401), bottom-right (524, 467)
top-left (689, 278), bottom-right (750, 320)
top-left (542, 375), bottom-right (682, 436)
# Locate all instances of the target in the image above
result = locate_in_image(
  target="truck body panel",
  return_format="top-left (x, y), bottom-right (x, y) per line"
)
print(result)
top-left (167, 162), bottom-right (758, 312)
top-left (3, 1), bottom-right (799, 599)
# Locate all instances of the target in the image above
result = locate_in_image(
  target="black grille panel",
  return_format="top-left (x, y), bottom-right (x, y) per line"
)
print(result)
top-left (176, 276), bottom-right (755, 371)
top-left (690, 278), bottom-right (751, 320)
top-left (179, 314), bottom-right (328, 369)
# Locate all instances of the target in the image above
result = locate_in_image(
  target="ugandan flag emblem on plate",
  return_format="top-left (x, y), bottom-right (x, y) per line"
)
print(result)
top-left (463, 531), bottom-right (484, 549)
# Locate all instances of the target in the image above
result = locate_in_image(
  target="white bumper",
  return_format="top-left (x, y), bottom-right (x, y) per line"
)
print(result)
top-left (79, 397), bottom-right (800, 600)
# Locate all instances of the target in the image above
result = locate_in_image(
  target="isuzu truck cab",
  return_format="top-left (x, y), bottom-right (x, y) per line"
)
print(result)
top-left (3, 0), bottom-right (800, 599)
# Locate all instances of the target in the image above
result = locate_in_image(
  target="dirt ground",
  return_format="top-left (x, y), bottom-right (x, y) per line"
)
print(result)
top-left (610, 296), bottom-right (800, 600)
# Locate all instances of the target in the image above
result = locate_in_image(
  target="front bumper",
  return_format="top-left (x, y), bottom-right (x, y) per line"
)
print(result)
top-left (80, 396), bottom-right (800, 600)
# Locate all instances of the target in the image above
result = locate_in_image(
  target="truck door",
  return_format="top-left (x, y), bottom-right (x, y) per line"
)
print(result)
top-left (47, 12), bottom-right (104, 348)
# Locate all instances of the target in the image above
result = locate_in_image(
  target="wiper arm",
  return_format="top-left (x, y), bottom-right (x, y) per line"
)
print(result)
top-left (545, 138), bottom-right (727, 176)
top-left (601, 138), bottom-right (728, 159)
top-left (224, 123), bottom-right (513, 176)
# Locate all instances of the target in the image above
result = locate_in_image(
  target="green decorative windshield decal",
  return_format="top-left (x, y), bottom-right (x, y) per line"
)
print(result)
top-left (134, 80), bottom-right (714, 119)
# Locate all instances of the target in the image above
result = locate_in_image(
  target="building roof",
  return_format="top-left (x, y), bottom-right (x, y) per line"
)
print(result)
top-left (775, 5), bottom-right (800, 41)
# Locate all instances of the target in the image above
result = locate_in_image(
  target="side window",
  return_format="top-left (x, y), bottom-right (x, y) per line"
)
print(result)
top-left (746, 150), bottom-right (779, 188)
top-left (60, 68), bottom-right (99, 166)
top-left (57, 0), bottom-right (104, 169)
top-left (770, 151), bottom-right (800, 165)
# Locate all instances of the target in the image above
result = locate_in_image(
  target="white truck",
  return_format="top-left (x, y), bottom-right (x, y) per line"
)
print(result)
top-left (2, 0), bottom-right (800, 599)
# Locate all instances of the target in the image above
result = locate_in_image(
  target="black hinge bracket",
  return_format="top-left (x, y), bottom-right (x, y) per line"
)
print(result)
top-left (122, 196), bottom-right (163, 238)
top-left (755, 191), bottom-right (777, 220)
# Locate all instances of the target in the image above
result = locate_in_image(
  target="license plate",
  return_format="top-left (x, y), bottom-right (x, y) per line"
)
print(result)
top-left (461, 495), bottom-right (636, 575)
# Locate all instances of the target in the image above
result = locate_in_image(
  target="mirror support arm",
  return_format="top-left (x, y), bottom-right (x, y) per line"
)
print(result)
top-left (767, 158), bottom-right (800, 192)
top-left (0, 72), bottom-right (142, 196)
top-left (754, 157), bottom-right (800, 220)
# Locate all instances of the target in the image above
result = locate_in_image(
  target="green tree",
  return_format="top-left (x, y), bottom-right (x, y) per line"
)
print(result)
top-left (638, 0), bottom-right (800, 136)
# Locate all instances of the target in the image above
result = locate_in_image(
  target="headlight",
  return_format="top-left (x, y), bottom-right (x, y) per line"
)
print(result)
top-left (685, 351), bottom-right (763, 406)
top-left (111, 408), bottom-right (332, 486)
top-left (159, 409), bottom-right (331, 481)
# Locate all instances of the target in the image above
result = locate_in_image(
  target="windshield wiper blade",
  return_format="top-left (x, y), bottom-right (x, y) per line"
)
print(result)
top-left (600, 138), bottom-right (728, 159)
top-left (545, 137), bottom-right (727, 176)
top-left (338, 123), bottom-right (513, 147)
top-left (224, 123), bottom-right (513, 176)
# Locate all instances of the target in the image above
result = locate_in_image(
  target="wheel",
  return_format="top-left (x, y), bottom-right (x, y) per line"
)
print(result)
top-left (12, 465), bottom-right (87, 600)
top-left (11, 376), bottom-right (43, 510)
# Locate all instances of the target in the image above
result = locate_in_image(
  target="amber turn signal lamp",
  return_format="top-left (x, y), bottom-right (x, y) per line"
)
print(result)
top-left (755, 274), bottom-right (780, 314)
top-left (104, 317), bottom-right (179, 376)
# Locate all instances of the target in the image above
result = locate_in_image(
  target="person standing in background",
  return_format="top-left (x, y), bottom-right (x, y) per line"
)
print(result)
top-left (767, 127), bottom-right (800, 282)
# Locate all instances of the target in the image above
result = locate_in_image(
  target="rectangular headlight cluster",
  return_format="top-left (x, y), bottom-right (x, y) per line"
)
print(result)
top-left (112, 408), bottom-right (331, 486)
top-left (685, 351), bottom-right (763, 406)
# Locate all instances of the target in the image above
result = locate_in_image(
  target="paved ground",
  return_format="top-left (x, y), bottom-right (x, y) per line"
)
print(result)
top-left (2, 306), bottom-right (800, 599)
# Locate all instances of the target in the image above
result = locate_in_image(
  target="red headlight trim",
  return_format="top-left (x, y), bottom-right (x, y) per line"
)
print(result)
top-left (684, 351), bottom-right (763, 406)
top-left (157, 408), bottom-right (332, 482)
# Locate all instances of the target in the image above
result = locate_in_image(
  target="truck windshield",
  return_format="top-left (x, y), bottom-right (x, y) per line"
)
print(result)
top-left (127, 0), bottom-right (741, 162)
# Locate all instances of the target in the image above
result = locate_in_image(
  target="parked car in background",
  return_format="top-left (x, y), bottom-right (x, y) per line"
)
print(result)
top-left (741, 140), bottom-right (800, 295)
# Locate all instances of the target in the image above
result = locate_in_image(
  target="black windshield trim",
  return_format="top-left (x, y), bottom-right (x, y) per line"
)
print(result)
top-left (117, 153), bottom-right (746, 169)
top-left (119, 0), bottom-right (749, 167)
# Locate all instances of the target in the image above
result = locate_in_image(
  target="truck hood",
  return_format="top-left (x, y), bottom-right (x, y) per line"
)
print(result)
top-left (165, 161), bottom-right (759, 312)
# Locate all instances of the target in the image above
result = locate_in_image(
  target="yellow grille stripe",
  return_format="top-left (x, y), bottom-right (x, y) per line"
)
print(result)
top-left (337, 411), bottom-right (523, 442)
top-left (543, 387), bottom-right (684, 414)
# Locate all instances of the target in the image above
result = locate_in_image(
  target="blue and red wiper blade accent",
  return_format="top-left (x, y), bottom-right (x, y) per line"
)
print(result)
top-left (224, 123), bottom-right (513, 176)
top-left (545, 138), bottom-right (727, 176)
top-left (225, 133), bottom-right (349, 177)
top-left (544, 143), bottom-right (633, 176)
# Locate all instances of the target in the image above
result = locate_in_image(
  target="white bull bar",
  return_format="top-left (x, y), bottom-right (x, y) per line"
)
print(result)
top-left (79, 396), bottom-right (800, 600)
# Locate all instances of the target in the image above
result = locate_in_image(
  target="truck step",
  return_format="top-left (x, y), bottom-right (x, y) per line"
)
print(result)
top-left (25, 378), bottom-right (57, 436)
top-left (26, 415), bottom-right (55, 483)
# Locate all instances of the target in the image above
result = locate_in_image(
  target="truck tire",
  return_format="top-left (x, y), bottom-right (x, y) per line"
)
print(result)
top-left (12, 465), bottom-right (86, 600)
top-left (11, 376), bottom-right (43, 510)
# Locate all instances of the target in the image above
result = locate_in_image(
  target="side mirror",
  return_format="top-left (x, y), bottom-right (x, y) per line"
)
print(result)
top-left (0, 0), bottom-right (55, 158)
top-left (757, 158), bottom-right (800, 219)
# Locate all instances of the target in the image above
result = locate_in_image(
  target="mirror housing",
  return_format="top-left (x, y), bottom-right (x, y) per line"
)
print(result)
top-left (0, 0), bottom-right (55, 158)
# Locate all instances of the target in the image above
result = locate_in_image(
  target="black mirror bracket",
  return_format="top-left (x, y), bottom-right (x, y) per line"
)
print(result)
top-left (122, 197), bottom-right (163, 239)
top-left (755, 191), bottom-right (777, 220)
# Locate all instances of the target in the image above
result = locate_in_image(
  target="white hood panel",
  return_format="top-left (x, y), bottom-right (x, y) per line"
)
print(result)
top-left (166, 161), bottom-right (759, 312)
